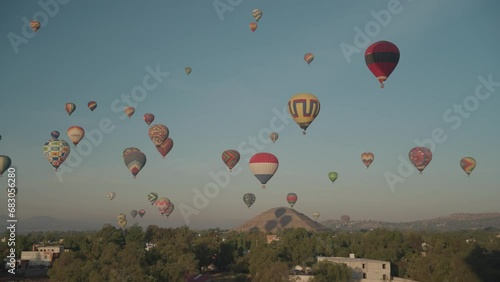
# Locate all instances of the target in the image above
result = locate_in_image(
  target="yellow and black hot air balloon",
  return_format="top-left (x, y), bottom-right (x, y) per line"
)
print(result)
top-left (288, 93), bottom-right (320, 135)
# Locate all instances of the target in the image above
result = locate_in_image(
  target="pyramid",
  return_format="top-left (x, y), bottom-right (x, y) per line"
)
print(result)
top-left (232, 207), bottom-right (330, 233)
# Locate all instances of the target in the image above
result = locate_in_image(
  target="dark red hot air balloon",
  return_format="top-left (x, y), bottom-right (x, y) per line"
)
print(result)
top-left (365, 41), bottom-right (400, 88)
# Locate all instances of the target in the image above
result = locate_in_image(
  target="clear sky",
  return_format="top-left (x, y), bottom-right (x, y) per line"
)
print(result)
top-left (1, 0), bottom-right (499, 230)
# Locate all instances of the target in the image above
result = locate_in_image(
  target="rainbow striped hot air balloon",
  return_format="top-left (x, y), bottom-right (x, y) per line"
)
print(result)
top-left (65, 103), bottom-right (76, 116)
top-left (460, 157), bottom-right (476, 176)
top-left (249, 152), bottom-right (278, 189)
top-left (304, 53), bottom-right (314, 65)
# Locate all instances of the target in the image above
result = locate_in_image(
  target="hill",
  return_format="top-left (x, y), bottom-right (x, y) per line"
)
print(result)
top-left (321, 213), bottom-right (500, 231)
top-left (232, 207), bottom-right (329, 233)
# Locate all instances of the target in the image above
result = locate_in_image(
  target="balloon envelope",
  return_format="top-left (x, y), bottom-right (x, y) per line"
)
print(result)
top-left (222, 150), bottom-right (240, 171)
top-left (138, 209), bottom-right (146, 218)
top-left (249, 22), bottom-right (257, 32)
top-left (148, 192), bottom-right (158, 205)
top-left (123, 150), bottom-right (146, 178)
top-left (124, 107), bottom-right (135, 118)
top-left (409, 147), bottom-right (432, 174)
top-left (252, 9), bottom-right (262, 21)
top-left (185, 67), bottom-right (192, 75)
top-left (243, 193), bottom-right (256, 208)
top-left (51, 131), bottom-right (60, 140)
top-left (304, 53), bottom-right (314, 65)
top-left (43, 140), bottom-right (70, 171)
top-left (328, 172), bottom-right (338, 183)
top-left (164, 202), bottom-right (175, 218)
top-left (65, 103), bottom-right (76, 116)
top-left (288, 93), bottom-right (320, 134)
top-left (30, 20), bottom-right (41, 32)
top-left (131, 210), bottom-right (138, 219)
top-left (144, 113), bottom-right (155, 125)
top-left (148, 124), bottom-right (169, 146)
top-left (312, 212), bottom-right (320, 221)
top-left (108, 192), bottom-right (116, 200)
top-left (155, 197), bottom-right (171, 216)
top-left (123, 147), bottom-right (141, 158)
top-left (361, 152), bottom-right (374, 168)
top-left (249, 152), bottom-right (278, 188)
top-left (460, 157), bottom-right (476, 176)
top-left (365, 41), bottom-right (400, 88)
top-left (157, 138), bottom-right (173, 159)
top-left (67, 126), bottom-right (85, 146)
top-left (270, 132), bottom-right (279, 143)
top-left (87, 101), bottom-right (97, 111)
top-left (286, 193), bottom-right (298, 208)
top-left (0, 155), bottom-right (12, 176)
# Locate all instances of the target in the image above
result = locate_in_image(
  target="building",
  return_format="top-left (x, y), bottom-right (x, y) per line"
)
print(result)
top-left (266, 235), bottom-right (280, 244)
top-left (19, 245), bottom-right (65, 269)
top-left (317, 254), bottom-right (391, 281)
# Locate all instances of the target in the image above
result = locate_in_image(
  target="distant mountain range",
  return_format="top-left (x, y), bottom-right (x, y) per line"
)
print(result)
top-left (1, 212), bottom-right (499, 234)
top-left (321, 213), bottom-right (500, 232)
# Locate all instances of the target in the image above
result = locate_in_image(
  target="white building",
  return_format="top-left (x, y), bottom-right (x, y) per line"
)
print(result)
top-left (19, 245), bottom-right (64, 269)
top-left (317, 254), bottom-right (391, 281)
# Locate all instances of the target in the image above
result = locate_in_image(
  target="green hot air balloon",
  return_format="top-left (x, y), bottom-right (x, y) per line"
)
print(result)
top-left (148, 192), bottom-right (158, 205)
top-left (328, 172), bottom-right (338, 183)
top-left (243, 193), bottom-right (256, 208)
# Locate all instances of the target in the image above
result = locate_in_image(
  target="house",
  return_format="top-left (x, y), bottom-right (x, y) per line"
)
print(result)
top-left (185, 273), bottom-right (211, 282)
top-left (317, 254), bottom-right (391, 281)
top-left (19, 245), bottom-right (64, 269)
top-left (266, 235), bottom-right (280, 244)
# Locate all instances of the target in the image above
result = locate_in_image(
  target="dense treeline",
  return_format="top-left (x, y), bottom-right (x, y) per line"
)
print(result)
top-left (1, 226), bottom-right (499, 281)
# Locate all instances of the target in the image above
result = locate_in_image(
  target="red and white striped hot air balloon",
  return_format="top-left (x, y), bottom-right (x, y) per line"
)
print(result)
top-left (249, 152), bottom-right (278, 189)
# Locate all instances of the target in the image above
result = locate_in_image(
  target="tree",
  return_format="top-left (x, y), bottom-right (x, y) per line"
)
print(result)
top-left (310, 261), bottom-right (352, 282)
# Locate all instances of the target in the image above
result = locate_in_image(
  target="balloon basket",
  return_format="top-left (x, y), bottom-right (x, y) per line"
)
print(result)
top-left (302, 131), bottom-right (306, 135)
top-left (262, 185), bottom-right (266, 189)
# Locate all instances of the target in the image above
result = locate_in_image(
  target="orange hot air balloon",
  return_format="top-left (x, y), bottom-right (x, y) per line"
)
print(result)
top-left (124, 107), bottom-right (135, 118)
top-left (157, 138), bottom-right (173, 159)
top-left (67, 126), bottom-right (85, 146)
top-left (361, 152), bottom-right (374, 168)
top-left (304, 53), bottom-right (314, 65)
top-left (249, 22), bottom-right (258, 32)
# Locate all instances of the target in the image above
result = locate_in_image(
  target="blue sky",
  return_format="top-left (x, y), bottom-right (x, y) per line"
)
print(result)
top-left (0, 0), bottom-right (499, 230)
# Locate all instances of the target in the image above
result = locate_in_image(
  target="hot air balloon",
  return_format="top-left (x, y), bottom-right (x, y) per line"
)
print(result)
top-left (148, 193), bottom-right (158, 205)
top-left (117, 214), bottom-right (127, 229)
top-left (341, 215), bottom-right (350, 225)
top-left (249, 22), bottom-right (258, 32)
top-left (243, 193), bottom-right (256, 208)
top-left (50, 131), bottom-right (60, 140)
top-left (124, 107), bottom-right (135, 118)
top-left (249, 152), bottom-right (278, 189)
top-left (252, 9), bottom-right (262, 21)
top-left (65, 103), bottom-right (76, 116)
top-left (286, 193), bottom-right (298, 208)
top-left (157, 138), bottom-right (173, 159)
top-left (365, 41), bottom-right (400, 88)
top-left (304, 53), bottom-right (314, 65)
top-left (155, 197), bottom-right (171, 216)
top-left (123, 147), bottom-right (140, 158)
top-left (0, 156), bottom-right (12, 176)
top-left (148, 124), bottom-right (169, 146)
top-left (328, 172), bottom-right (338, 184)
top-left (460, 157), bottom-right (476, 176)
top-left (270, 132), bottom-right (279, 143)
top-left (312, 212), bottom-right (320, 221)
top-left (30, 20), bottom-right (41, 33)
top-left (67, 126), bottom-right (85, 146)
top-left (143, 113), bottom-right (155, 125)
top-left (131, 210), bottom-right (138, 219)
top-left (138, 209), bottom-right (146, 218)
top-left (185, 67), bottom-right (192, 75)
top-left (409, 147), bottom-right (432, 174)
top-left (164, 202), bottom-right (175, 218)
top-left (43, 140), bottom-right (70, 171)
top-left (123, 150), bottom-right (146, 178)
top-left (361, 152), bottom-right (374, 168)
top-left (87, 101), bottom-right (97, 111)
top-left (222, 150), bottom-right (240, 172)
top-left (108, 192), bottom-right (116, 200)
top-left (288, 93), bottom-right (320, 135)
